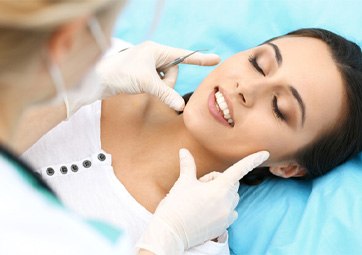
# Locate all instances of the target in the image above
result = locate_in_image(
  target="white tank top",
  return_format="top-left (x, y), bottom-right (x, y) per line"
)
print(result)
top-left (22, 101), bottom-right (229, 255)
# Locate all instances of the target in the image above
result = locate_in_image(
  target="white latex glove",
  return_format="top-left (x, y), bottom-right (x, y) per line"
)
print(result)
top-left (137, 149), bottom-right (269, 255)
top-left (96, 41), bottom-right (221, 111)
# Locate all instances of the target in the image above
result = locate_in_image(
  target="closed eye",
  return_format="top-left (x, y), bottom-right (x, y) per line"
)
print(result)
top-left (248, 55), bottom-right (266, 76)
top-left (272, 96), bottom-right (286, 121)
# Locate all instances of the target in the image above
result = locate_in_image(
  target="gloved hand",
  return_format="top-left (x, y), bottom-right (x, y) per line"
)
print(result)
top-left (137, 149), bottom-right (269, 255)
top-left (96, 41), bottom-right (220, 111)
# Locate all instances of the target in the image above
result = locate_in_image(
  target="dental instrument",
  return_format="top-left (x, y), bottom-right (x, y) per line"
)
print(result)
top-left (157, 50), bottom-right (206, 79)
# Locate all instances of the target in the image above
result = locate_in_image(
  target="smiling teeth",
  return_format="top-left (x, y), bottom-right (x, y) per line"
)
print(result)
top-left (215, 91), bottom-right (234, 126)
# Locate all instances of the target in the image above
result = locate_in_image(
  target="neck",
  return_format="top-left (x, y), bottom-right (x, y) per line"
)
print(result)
top-left (157, 114), bottom-right (231, 180)
top-left (0, 65), bottom-right (52, 153)
top-left (142, 113), bottom-right (233, 197)
top-left (0, 83), bottom-right (26, 151)
top-left (101, 96), bottom-right (235, 212)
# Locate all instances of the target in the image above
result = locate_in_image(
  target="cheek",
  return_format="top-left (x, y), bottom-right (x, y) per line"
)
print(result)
top-left (183, 98), bottom-right (213, 144)
top-left (230, 114), bottom-right (289, 163)
top-left (183, 102), bottom-right (267, 164)
top-left (256, 127), bottom-right (307, 164)
top-left (183, 103), bottom-right (235, 162)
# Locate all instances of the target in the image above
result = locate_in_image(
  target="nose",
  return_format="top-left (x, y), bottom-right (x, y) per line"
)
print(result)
top-left (235, 78), bottom-right (268, 107)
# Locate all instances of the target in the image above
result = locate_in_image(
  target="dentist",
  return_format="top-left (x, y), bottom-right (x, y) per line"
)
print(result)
top-left (0, 1), bottom-right (268, 255)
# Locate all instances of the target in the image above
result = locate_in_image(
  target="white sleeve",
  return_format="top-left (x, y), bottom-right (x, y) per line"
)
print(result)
top-left (184, 232), bottom-right (230, 255)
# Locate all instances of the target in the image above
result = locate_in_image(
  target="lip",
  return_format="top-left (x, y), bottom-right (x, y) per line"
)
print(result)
top-left (208, 87), bottom-right (234, 128)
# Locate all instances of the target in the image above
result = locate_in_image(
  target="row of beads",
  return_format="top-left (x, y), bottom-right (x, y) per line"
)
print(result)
top-left (46, 153), bottom-right (106, 176)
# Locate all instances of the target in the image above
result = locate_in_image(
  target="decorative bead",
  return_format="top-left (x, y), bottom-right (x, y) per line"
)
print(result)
top-left (71, 164), bottom-right (79, 172)
top-left (98, 153), bottom-right (106, 161)
top-left (46, 167), bottom-right (54, 176)
top-left (60, 166), bottom-right (68, 174)
top-left (83, 160), bottom-right (91, 168)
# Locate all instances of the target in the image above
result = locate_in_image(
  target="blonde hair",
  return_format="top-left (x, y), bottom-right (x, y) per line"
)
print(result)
top-left (0, 0), bottom-right (118, 29)
top-left (0, 0), bottom-right (120, 72)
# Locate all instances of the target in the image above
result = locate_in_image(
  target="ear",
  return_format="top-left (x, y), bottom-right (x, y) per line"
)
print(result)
top-left (47, 16), bottom-right (89, 64)
top-left (269, 163), bottom-right (307, 178)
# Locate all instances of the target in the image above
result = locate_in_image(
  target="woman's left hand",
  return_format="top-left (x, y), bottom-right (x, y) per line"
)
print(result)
top-left (96, 41), bottom-right (220, 111)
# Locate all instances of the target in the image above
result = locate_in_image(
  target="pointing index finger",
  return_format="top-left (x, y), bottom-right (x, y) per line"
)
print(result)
top-left (221, 151), bottom-right (270, 185)
top-left (158, 45), bottom-right (221, 67)
top-left (181, 51), bottom-right (221, 66)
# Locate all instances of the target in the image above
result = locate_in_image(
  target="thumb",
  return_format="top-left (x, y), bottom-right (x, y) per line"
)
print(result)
top-left (221, 151), bottom-right (270, 186)
top-left (148, 78), bottom-right (185, 111)
top-left (178, 148), bottom-right (197, 180)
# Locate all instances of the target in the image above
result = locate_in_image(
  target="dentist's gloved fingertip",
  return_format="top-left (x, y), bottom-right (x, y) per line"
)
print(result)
top-left (187, 52), bottom-right (221, 66)
top-left (233, 211), bottom-right (238, 221)
top-left (202, 53), bottom-right (221, 64)
top-left (207, 53), bottom-right (221, 60)
top-left (172, 97), bottom-right (185, 111)
top-left (256, 151), bottom-right (270, 163)
top-left (221, 151), bottom-right (270, 184)
top-left (244, 151), bottom-right (270, 170)
top-left (179, 148), bottom-right (190, 159)
top-left (179, 148), bottom-right (197, 178)
top-left (156, 84), bottom-right (185, 111)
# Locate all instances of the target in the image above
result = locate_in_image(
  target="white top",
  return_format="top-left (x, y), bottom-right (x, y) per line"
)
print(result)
top-left (0, 152), bottom-right (130, 255)
top-left (22, 101), bottom-right (230, 255)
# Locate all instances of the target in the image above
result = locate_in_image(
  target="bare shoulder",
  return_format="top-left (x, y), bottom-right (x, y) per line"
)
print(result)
top-left (102, 93), bottom-right (151, 121)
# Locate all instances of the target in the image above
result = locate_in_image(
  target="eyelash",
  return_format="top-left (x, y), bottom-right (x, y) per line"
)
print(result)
top-left (248, 55), bottom-right (266, 76)
top-left (248, 55), bottom-right (284, 122)
top-left (272, 96), bottom-right (286, 121)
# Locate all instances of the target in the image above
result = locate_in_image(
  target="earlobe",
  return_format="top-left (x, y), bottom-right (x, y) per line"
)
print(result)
top-left (47, 16), bottom-right (89, 64)
top-left (269, 164), bottom-right (307, 178)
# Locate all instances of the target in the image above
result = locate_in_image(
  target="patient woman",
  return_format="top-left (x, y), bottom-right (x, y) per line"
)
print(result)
top-left (22, 28), bottom-right (362, 254)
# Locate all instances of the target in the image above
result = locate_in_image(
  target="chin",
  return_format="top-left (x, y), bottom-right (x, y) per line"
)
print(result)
top-left (183, 104), bottom-right (225, 157)
top-left (182, 103), bottom-right (202, 136)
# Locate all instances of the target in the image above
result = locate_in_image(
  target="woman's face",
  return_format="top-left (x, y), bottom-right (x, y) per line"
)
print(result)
top-left (183, 36), bottom-right (345, 176)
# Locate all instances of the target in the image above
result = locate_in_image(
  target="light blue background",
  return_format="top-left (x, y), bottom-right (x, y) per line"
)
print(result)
top-left (114, 0), bottom-right (362, 95)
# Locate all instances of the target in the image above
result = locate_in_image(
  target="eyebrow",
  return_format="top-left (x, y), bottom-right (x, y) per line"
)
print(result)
top-left (266, 42), bottom-right (283, 66)
top-left (263, 42), bottom-right (304, 126)
top-left (289, 86), bottom-right (306, 127)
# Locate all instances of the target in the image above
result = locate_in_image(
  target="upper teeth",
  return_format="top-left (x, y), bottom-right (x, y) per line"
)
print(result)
top-left (215, 91), bottom-right (234, 125)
